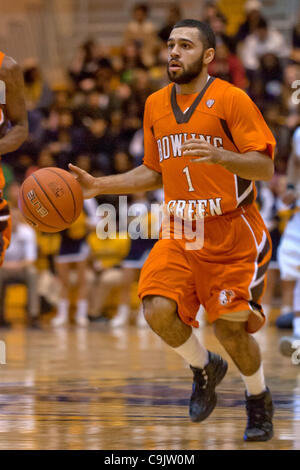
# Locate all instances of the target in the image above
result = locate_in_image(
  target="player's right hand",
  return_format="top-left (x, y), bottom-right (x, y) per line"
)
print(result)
top-left (68, 163), bottom-right (98, 199)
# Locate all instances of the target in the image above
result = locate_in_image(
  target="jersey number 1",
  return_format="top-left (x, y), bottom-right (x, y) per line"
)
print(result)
top-left (183, 166), bottom-right (195, 192)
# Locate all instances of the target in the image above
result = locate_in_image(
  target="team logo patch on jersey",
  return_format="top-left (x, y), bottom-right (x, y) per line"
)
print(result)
top-left (206, 99), bottom-right (215, 108)
top-left (219, 289), bottom-right (235, 306)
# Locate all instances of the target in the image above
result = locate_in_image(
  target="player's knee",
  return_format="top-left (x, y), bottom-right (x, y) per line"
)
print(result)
top-left (143, 295), bottom-right (177, 332)
top-left (214, 318), bottom-right (246, 344)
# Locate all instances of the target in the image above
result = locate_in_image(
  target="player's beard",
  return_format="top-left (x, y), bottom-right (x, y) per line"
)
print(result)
top-left (167, 52), bottom-right (205, 84)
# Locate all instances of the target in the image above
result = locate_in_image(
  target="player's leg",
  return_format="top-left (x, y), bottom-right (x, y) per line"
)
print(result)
top-left (52, 260), bottom-right (70, 326)
top-left (193, 205), bottom-right (274, 441)
top-left (139, 239), bottom-right (228, 422)
top-left (143, 295), bottom-right (227, 421)
top-left (74, 259), bottom-right (89, 326)
top-left (214, 317), bottom-right (273, 441)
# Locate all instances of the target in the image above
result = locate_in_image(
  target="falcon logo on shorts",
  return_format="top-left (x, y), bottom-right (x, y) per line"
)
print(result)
top-left (206, 99), bottom-right (215, 108)
top-left (219, 289), bottom-right (235, 306)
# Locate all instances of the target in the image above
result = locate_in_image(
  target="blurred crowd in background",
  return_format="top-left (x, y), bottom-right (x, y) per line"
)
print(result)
top-left (1, 0), bottom-right (300, 329)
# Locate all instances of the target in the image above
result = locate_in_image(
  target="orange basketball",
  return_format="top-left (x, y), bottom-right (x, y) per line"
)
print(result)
top-left (18, 167), bottom-right (84, 232)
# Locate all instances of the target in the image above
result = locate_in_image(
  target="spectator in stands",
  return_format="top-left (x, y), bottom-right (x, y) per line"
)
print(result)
top-left (109, 192), bottom-right (158, 328)
top-left (158, 4), bottom-right (182, 43)
top-left (280, 63), bottom-right (300, 130)
top-left (259, 175), bottom-right (293, 319)
top-left (69, 39), bottom-right (107, 86)
top-left (124, 3), bottom-right (158, 68)
top-left (23, 58), bottom-right (53, 114)
top-left (292, 8), bottom-right (300, 64)
top-left (201, 1), bottom-right (220, 24)
top-left (0, 208), bottom-right (39, 328)
top-left (113, 150), bottom-right (133, 174)
top-left (241, 18), bottom-right (290, 76)
top-left (234, 0), bottom-right (264, 47)
top-left (208, 42), bottom-right (247, 89)
top-left (51, 196), bottom-right (99, 327)
top-left (209, 12), bottom-right (236, 53)
top-left (87, 219), bottom-right (130, 323)
top-left (256, 53), bottom-right (283, 105)
top-left (263, 103), bottom-right (292, 173)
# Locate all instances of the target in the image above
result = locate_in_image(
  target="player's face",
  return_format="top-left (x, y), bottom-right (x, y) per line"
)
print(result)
top-left (167, 27), bottom-right (206, 84)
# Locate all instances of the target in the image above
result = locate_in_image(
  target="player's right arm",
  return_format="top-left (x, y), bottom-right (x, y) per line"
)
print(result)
top-left (69, 94), bottom-right (163, 198)
top-left (69, 163), bottom-right (162, 199)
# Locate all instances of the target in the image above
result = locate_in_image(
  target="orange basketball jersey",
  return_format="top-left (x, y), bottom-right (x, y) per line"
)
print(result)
top-left (143, 77), bottom-right (276, 219)
top-left (0, 51), bottom-right (6, 190)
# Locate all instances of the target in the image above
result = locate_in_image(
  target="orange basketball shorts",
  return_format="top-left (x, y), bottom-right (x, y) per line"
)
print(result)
top-left (0, 198), bottom-right (11, 266)
top-left (138, 204), bottom-right (272, 334)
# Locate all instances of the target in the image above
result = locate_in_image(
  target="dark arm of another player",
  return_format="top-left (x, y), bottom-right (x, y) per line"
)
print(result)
top-left (181, 139), bottom-right (274, 181)
top-left (68, 163), bottom-right (163, 199)
top-left (0, 56), bottom-right (28, 154)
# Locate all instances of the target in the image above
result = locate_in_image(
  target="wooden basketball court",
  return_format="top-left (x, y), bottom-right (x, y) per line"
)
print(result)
top-left (0, 319), bottom-right (299, 450)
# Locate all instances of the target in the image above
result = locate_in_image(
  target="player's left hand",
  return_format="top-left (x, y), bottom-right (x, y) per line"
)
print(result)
top-left (181, 139), bottom-right (222, 165)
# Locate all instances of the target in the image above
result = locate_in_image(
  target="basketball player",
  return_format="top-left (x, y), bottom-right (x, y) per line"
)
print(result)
top-left (278, 126), bottom-right (300, 357)
top-left (0, 52), bottom-right (28, 266)
top-left (69, 20), bottom-right (275, 441)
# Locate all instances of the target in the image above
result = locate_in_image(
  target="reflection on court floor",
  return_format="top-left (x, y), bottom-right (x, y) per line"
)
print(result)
top-left (0, 324), bottom-right (299, 450)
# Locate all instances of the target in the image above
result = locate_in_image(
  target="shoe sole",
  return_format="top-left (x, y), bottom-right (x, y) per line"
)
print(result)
top-left (244, 429), bottom-right (274, 442)
top-left (190, 359), bottom-right (228, 423)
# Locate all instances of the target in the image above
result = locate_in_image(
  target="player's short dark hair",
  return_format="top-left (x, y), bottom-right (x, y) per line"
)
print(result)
top-left (172, 19), bottom-right (216, 50)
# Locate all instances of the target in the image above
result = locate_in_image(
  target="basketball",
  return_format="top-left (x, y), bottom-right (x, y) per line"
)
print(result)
top-left (18, 167), bottom-right (84, 232)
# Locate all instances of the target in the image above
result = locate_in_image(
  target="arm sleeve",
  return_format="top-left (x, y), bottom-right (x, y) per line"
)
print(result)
top-left (142, 96), bottom-right (162, 173)
top-left (224, 86), bottom-right (276, 159)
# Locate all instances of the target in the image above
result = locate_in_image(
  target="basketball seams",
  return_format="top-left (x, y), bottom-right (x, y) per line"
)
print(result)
top-left (43, 168), bottom-right (77, 222)
top-left (32, 173), bottom-right (72, 224)
top-left (21, 182), bottom-right (60, 231)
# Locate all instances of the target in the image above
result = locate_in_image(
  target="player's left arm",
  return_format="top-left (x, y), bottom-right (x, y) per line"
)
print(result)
top-left (0, 56), bottom-right (28, 154)
top-left (181, 140), bottom-right (274, 181)
top-left (183, 86), bottom-right (275, 181)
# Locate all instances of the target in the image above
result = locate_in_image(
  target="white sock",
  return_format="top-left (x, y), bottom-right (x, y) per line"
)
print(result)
top-left (117, 304), bottom-right (130, 317)
top-left (241, 364), bottom-right (266, 396)
top-left (111, 304), bottom-right (130, 327)
top-left (293, 317), bottom-right (300, 337)
top-left (75, 299), bottom-right (88, 319)
top-left (173, 333), bottom-right (209, 369)
top-left (57, 299), bottom-right (69, 320)
top-left (281, 305), bottom-right (292, 315)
